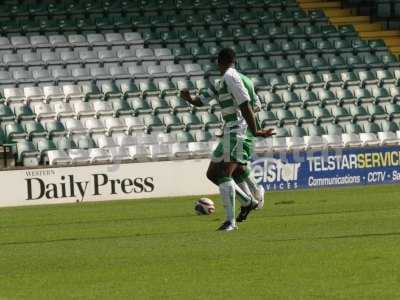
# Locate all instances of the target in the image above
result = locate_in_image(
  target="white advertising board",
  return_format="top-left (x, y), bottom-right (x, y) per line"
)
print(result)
top-left (0, 159), bottom-right (218, 207)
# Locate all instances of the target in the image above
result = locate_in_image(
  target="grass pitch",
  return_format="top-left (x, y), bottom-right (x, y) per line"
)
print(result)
top-left (1, 185), bottom-right (400, 299)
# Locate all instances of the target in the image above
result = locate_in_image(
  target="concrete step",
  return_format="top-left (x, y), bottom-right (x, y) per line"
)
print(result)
top-left (382, 37), bottom-right (400, 46)
top-left (354, 23), bottom-right (384, 32)
top-left (323, 8), bottom-right (353, 17)
top-left (360, 30), bottom-right (400, 39)
top-left (300, 2), bottom-right (342, 9)
top-left (330, 16), bottom-right (371, 24)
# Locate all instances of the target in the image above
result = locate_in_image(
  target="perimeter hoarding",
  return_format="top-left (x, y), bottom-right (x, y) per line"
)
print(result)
top-left (251, 146), bottom-right (400, 191)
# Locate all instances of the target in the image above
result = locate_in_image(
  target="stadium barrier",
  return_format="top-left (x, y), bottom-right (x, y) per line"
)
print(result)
top-left (252, 145), bottom-right (400, 191)
top-left (0, 159), bottom-right (217, 207)
top-left (1, 145), bottom-right (400, 207)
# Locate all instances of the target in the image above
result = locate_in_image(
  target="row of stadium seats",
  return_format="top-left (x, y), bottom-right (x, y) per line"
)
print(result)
top-left (0, 11), bottom-right (329, 34)
top-left (2, 70), bottom-right (400, 104)
top-left (0, 0), bottom-right (299, 15)
top-left (0, 27), bottom-right (360, 53)
top-left (0, 4), bottom-right (318, 20)
top-left (2, 47), bottom-right (394, 74)
top-left (2, 106), bottom-right (400, 142)
top-left (13, 128), bottom-right (400, 166)
top-left (0, 49), bottom-right (398, 82)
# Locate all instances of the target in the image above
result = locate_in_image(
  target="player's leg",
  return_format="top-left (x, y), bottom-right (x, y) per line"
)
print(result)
top-left (234, 164), bottom-right (265, 210)
top-left (206, 160), bottom-right (239, 231)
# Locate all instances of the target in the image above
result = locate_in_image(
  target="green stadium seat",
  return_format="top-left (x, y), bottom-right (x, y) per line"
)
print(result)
top-left (338, 25), bottom-right (358, 37)
top-left (139, 81), bottom-right (160, 96)
top-left (369, 39), bottom-right (388, 52)
top-left (286, 74), bottom-right (308, 90)
top-left (289, 126), bottom-right (307, 137)
top-left (348, 104), bottom-right (370, 121)
top-left (35, 138), bottom-right (57, 159)
top-left (309, 106), bottom-right (333, 123)
top-left (163, 114), bottom-right (185, 132)
top-left (344, 122), bottom-right (363, 134)
top-left (369, 86), bottom-right (392, 103)
top-left (365, 103), bottom-right (387, 120)
top-left (352, 38), bottom-right (371, 53)
top-left (194, 130), bottom-right (213, 142)
top-left (248, 75), bottom-right (270, 92)
top-left (331, 106), bottom-right (352, 122)
top-left (55, 136), bottom-right (77, 150)
top-left (237, 59), bottom-right (259, 75)
top-left (384, 103), bottom-right (400, 119)
top-left (292, 57), bottom-right (313, 72)
top-left (149, 97), bottom-right (171, 114)
top-left (257, 110), bottom-right (278, 126)
top-left (258, 91), bottom-right (284, 108)
top-left (166, 95), bottom-right (191, 113)
top-left (14, 105), bottom-right (35, 121)
top-left (120, 82), bottom-right (141, 99)
top-left (324, 123), bottom-right (344, 135)
top-left (257, 59), bottom-right (278, 75)
top-left (281, 41), bottom-right (301, 55)
top-left (180, 112), bottom-right (203, 129)
top-left (296, 90), bottom-right (320, 106)
top-left (274, 108), bottom-right (297, 125)
top-left (176, 131), bottom-right (195, 143)
top-left (375, 69), bottom-right (396, 86)
top-left (334, 88), bottom-right (357, 104)
top-left (303, 73), bottom-right (325, 89)
top-left (292, 107), bottom-right (314, 124)
top-left (101, 82), bottom-right (123, 99)
top-left (350, 87), bottom-right (374, 104)
top-left (315, 88), bottom-right (337, 105)
top-left (24, 121), bottom-right (47, 140)
top-left (334, 39), bottom-right (353, 54)
top-left (143, 114), bottom-right (165, 132)
top-left (245, 44), bottom-right (264, 58)
top-left (128, 98), bottom-right (152, 115)
top-left (197, 112), bottom-right (221, 129)
top-left (271, 126), bottom-right (289, 137)
top-left (377, 119), bottom-right (399, 132)
top-left (5, 122), bottom-right (26, 141)
top-left (265, 74), bottom-right (289, 91)
top-left (277, 90), bottom-right (302, 107)
top-left (0, 103), bottom-right (15, 122)
top-left (16, 140), bottom-right (39, 165)
top-left (45, 120), bottom-right (66, 137)
top-left (303, 123), bottom-right (326, 136)
top-left (76, 136), bottom-right (96, 150)
top-left (363, 121), bottom-right (381, 133)
top-left (358, 70), bottom-right (379, 87)
top-left (338, 70), bottom-right (360, 87)
top-left (110, 99), bottom-right (133, 116)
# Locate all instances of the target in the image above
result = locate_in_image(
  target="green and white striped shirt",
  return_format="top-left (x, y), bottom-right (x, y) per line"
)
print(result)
top-left (200, 67), bottom-right (260, 136)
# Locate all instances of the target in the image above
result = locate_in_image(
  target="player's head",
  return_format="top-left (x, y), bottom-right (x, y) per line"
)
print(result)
top-left (217, 48), bottom-right (236, 73)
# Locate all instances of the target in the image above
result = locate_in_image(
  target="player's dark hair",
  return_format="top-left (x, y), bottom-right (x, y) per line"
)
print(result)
top-left (217, 48), bottom-right (236, 66)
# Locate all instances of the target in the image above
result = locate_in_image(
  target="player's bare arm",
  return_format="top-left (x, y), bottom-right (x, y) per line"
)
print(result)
top-left (239, 102), bottom-right (275, 138)
top-left (180, 89), bottom-right (203, 107)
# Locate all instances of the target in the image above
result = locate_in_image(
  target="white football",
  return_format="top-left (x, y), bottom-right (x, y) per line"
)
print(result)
top-left (194, 198), bottom-right (215, 215)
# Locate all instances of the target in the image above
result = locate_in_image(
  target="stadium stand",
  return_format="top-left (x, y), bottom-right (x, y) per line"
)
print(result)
top-left (0, 0), bottom-right (400, 167)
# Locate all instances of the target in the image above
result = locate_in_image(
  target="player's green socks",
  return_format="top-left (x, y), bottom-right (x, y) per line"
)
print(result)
top-left (218, 177), bottom-right (236, 226)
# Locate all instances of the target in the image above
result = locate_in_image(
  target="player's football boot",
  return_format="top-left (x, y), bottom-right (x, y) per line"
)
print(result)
top-left (255, 185), bottom-right (265, 210)
top-left (236, 201), bottom-right (258, 222)
top-left (216, 221), bottom-right (238, 231)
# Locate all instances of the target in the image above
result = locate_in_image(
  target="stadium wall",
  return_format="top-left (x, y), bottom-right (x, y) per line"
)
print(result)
top-left (1, 145), bottom-right (400, 207)
top-left (0, 159), bottom-right (217, 207)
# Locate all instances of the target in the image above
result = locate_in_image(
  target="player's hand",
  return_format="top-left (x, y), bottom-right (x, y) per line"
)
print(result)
top-left (255, 128), bottom-right (275, 138)
top-left (180, 89), bottom-right (192, 102)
